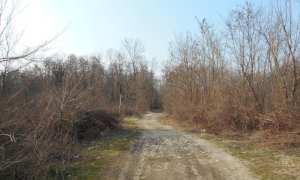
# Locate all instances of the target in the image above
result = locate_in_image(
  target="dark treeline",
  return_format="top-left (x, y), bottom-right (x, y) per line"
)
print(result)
top-left (1, 41), bottom-right (157, 112)
top-left (162, 1), bottom-right (300, 133)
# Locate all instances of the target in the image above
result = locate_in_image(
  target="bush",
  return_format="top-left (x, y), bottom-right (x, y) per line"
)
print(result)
top-left (72, 109), bottom-right (120, 141)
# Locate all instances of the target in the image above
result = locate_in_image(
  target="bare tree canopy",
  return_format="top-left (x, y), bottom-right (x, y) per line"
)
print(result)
top-left (162, 0), bottom-right (300, 133)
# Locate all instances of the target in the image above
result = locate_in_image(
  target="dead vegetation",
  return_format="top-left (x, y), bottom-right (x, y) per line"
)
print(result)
top-left (0, 3), bottom-right (157, 177)
top-left (0, 51), bottom-right (157, 178)
top-left (0, 0), bottom-right (300, 178)
top-left (161, 0), bottom-right (300, 143)
top-left (73, 109), bottom-right (120, 141)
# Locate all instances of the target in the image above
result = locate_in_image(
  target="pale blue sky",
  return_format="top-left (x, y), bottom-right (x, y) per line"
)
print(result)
top-left (19, 0), bottom-right (268, 70)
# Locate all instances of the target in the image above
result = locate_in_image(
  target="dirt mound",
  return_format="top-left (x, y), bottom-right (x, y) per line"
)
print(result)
top-left (72, 109), bottom-right (120, 141)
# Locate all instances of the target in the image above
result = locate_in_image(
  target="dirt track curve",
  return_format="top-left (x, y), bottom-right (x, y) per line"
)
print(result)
top-left (106, 113), bottom-right (257, 180)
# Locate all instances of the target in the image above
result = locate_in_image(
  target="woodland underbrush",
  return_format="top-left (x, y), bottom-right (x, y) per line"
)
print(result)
top-left (167, 106), bottom-right (300, 148)
top-left (0, 92), bottom-right (141, 179)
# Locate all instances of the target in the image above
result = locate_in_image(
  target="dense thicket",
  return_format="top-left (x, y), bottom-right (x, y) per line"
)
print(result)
top-left (162, 1), bottom-right (300, 133)
top-left (0, 48), bottom-right (158, 177)
top-left (0, 1), bottom-right (158, 177)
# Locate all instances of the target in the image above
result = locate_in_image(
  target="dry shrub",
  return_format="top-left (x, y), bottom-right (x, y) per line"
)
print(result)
top-left (0, 91), bottom-right (121, 178)
top-left (198, 106), bottom-right (299, 135)
top-left (0, 97), bottom-right (71, 178)
top-left (251, 111), bottom-right (300, 148)
top-left (222, 106), bottom-right (259, 132)
top-left (190, 114), bottom-right (208, 129)
top-left (165, 96), bottom-right (300, 138)
top-left (72, 109), bottom-right (120, 141)
top-left (122, 107), bottom-right (141, 116)
top-left (256, 111), bottom-right (300, 133)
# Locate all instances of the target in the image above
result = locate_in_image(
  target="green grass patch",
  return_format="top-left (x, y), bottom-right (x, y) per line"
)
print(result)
top-left (46, 116), bottom-right (141, 179)
top-left (64, 134), bottom-right (138, 179)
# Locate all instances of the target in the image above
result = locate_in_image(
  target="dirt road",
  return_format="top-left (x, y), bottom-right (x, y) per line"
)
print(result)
top-left (106, 113), bottom-right (257, 180)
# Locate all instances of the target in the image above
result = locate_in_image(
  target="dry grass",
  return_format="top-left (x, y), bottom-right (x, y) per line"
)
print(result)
top-left (200, 133), bottom-right (300, 180)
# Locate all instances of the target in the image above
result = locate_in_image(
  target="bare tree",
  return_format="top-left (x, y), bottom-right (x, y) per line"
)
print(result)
top-left (162, 0), bottom-right (300, 133)
top-left (276, 0), bottom-right (300, 108)
top-left (226, 2), bottom-right (269, 113)
top-left (0, 0), bottom-right (63, 96)
top-left (122, 38), bottom-right (145, 77)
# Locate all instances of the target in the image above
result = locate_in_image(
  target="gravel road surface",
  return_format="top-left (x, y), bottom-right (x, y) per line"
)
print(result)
top-left (106, 113), bottom-right (257, 180)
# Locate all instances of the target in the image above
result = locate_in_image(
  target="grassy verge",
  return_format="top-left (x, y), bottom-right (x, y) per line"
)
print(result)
top-left (160, 116), bottom-right (300, 180)
top-left (199, 133), bottom-right (300, 180)
top-left (48, 116), bottom-right (140, 179)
